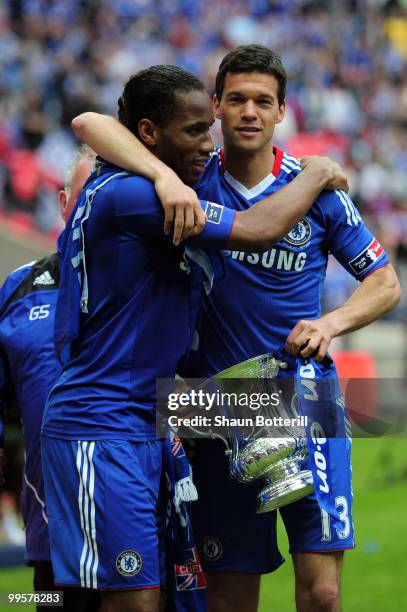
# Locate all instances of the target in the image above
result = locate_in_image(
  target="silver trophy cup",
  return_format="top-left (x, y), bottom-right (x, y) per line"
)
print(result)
top-left (214, 353), bottom-right (314, 513)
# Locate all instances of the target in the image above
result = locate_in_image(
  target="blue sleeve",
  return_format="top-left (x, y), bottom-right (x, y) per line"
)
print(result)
top-left (113, 175), bottom-right (170, 239)
top-left (113, 176), bottom-right (235, 249)
top-left (189, 201), bottom-right (236, 249)
top-left (321, 189), bottom-right (389, 280)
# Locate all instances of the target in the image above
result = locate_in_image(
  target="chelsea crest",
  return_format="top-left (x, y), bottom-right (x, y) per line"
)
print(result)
top-left (116, 550), bottom-right (142, 576)
top-left (284, 218), bottom-right (312, 247)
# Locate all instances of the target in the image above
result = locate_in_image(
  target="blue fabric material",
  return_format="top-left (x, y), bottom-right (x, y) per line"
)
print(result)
top-left (42, 437), bottom-right (164, 589)
top-left (192, 148), bottom-right (390, 377)
top-left (163, 432), bottom-right (207, 611)
top-left (275, 347), bottom-right (354, 544)
top-left (45, 163), bottom-right (235, 441)
top-left (0, 257), bottom-right (60, 562)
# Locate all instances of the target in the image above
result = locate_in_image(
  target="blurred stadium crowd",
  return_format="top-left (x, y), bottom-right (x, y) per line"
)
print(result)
top-left (0, 0), bottom-right (406, 314)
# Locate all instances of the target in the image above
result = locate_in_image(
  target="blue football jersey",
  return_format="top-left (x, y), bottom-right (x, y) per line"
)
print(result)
top-left (42, 165), bottom-right (236, 441)
top-left (0, 254), bottom-right (61, 562)
top-left (191, 147), bottom-right (390, 376)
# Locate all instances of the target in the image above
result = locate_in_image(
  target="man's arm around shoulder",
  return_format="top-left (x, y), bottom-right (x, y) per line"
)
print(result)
top-left (228, 156), bottom-right (348, 251)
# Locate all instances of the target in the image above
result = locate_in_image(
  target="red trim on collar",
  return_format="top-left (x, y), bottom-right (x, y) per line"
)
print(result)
top-left (219, 147), bottom-right (226, 172)
top-left (272, 146), bottom-right (283, 176)
top-left (219, 146), bottom-right (284, 177)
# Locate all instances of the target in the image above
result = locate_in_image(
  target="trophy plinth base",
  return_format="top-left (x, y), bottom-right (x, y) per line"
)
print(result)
top-left (256, 470), bottom-right (314, 513)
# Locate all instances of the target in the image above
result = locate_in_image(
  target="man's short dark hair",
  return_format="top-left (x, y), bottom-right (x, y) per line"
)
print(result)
top-left (118, 65), bottom-right (206, 137)
top-left (215, 45), bottom-right (287, 105)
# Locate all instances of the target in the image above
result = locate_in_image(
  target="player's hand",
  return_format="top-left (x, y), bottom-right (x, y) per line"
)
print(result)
top-left (301, 156), bottom-right (349, 192)
top-left (285, 316), bottom-right (336, 362)
top-left (154, 170), bottom-right (206, 246)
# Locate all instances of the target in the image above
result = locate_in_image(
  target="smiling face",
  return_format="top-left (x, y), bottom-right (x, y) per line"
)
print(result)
top-left (214, 72), bottom-right (285, 154)
top-left (153, 90), bottom-right (214, 186)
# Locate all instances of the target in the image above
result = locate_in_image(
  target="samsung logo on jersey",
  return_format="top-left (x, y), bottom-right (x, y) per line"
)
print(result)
top-left (224, 249), bottom-right (307, 271)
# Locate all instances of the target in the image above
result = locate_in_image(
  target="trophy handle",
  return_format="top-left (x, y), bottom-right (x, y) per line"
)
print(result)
top-left (182, 422), bottom-right (232, 453)
top-left (210, 431), bottom-right (232, 451)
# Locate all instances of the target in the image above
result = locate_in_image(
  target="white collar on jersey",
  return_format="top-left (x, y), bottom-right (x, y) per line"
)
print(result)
top-left (223, 170), bottom-right (277, 200)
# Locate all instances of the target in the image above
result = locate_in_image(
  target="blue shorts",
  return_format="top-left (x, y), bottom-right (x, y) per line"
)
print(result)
top-left (190, 438), bottom-right (284, 574)
top-left (191, 436), bottom-right (354, 574)
top-left (41, 436), bottom-right (164, 590)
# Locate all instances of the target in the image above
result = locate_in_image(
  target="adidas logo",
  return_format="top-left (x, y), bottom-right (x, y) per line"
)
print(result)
top-left (33, 271), bottom-right (55, 286)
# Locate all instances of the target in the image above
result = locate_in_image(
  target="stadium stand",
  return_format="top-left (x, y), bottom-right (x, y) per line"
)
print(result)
top-left (0, 0), bottom-right (406, 316)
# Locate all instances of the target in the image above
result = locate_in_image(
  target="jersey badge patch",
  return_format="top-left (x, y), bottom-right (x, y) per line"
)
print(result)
top-left (116, 550), bottom-right (142, 576)
top-left (348, 238), bottom-right (384, 275)
top-left (205, 202), bottom-right (223, 224)
top-left (283, 218), bottom-right (312, 247)
top-left (200, 536), bottom-right (223, 562)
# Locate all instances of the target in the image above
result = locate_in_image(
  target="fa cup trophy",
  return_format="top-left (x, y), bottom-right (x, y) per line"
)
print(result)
top-left (214, 353), bottom-right (314, 513)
